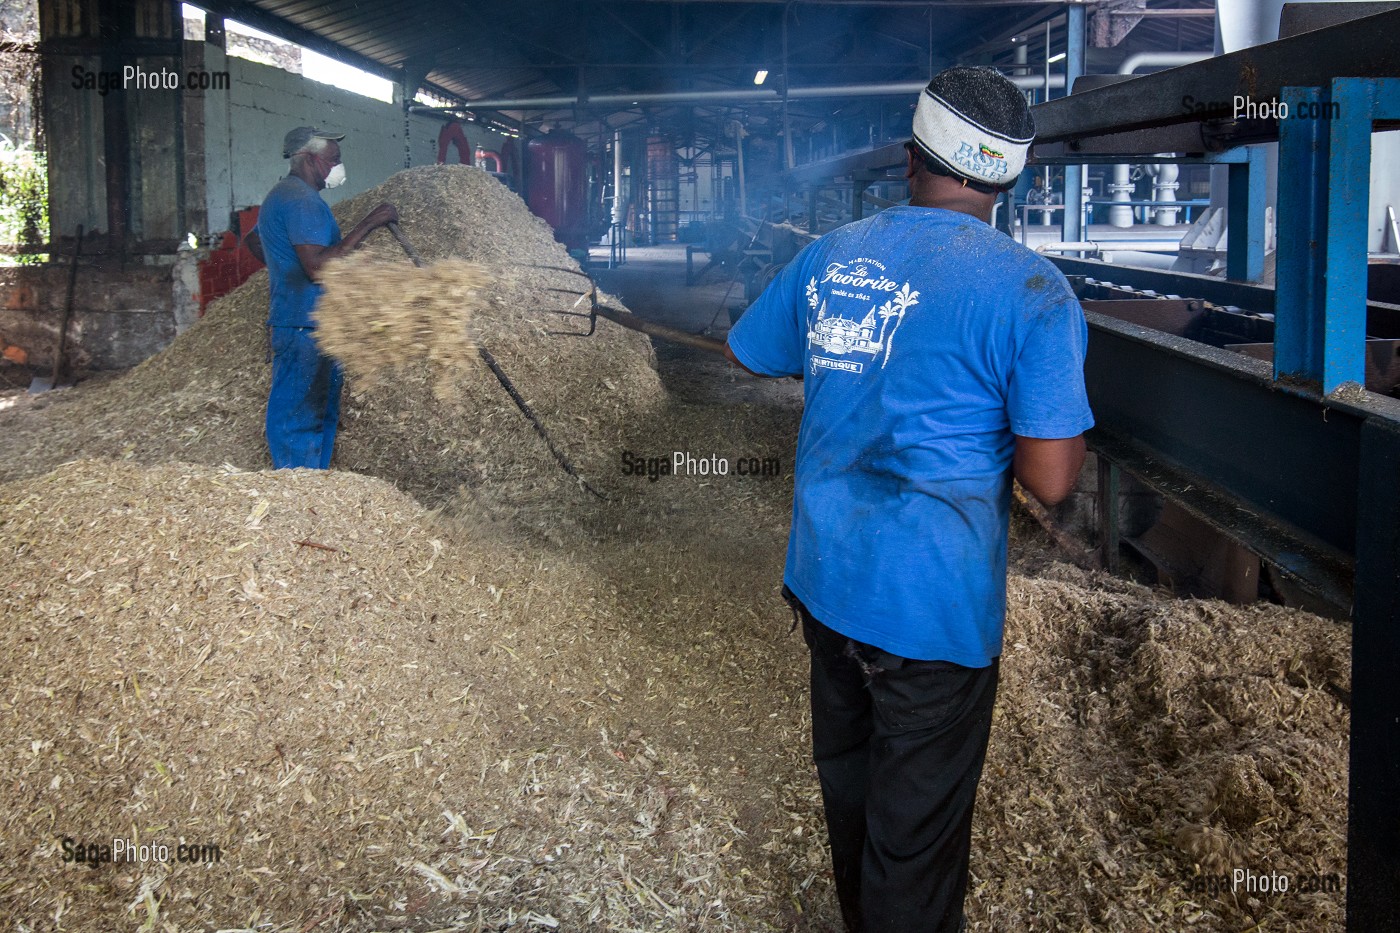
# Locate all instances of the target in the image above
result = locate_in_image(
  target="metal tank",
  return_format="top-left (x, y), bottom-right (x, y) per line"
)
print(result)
top-left (525, 129), bottom-right (588, 250)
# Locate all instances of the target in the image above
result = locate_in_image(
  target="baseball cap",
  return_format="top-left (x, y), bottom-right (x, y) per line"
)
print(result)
top-left (282, 126), bottom-right (346, 159)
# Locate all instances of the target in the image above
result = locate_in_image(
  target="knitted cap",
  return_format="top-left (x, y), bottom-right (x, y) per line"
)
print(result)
top-left (911, 66), bottom-right (1035, 187)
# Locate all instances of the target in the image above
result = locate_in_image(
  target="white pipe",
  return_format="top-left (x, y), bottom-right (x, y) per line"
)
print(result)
top-left (1108, 164), bottom-right (1135, 227)
top-left (1106, 53), bottom-right (1211, 229)
top-left (410, 75), bottom-right (1067, 113)
top-left (1103, 250), bottom-right (1181, 270)
top-left (1037, 241), bottom-right (1184, 255)
top-left (1117, 52), bottom-right (1211, 75)
top-left (1153, 162), bottom-right (1181, 225)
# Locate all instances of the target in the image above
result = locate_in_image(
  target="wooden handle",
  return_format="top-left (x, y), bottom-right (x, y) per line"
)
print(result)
top-left (591, 304), bottom-right (727, 356)
top-left (387, 222), bottom-right (426, 268)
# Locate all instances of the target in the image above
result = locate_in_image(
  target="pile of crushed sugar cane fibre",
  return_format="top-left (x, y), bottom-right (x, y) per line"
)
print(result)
top-left (0, 456), bottom-right (1351, 933)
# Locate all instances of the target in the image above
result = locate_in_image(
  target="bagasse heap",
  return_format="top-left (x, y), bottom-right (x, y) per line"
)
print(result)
top-left (0, 458), bottom-right (1352, 932)
top-left (0, 460), bottom-right (796, 932)
top-left (0, 165), bottom-right (664, 518)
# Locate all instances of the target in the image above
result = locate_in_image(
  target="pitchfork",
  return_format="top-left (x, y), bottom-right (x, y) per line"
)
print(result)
top-left (385, 222), bottom-right (607, 500)
top-left (546, 283), bottom-right (727, 356)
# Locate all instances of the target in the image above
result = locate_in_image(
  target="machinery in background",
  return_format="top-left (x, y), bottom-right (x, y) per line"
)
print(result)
top-left (525, 128), bottom-right (589, 258)
top-left (198, 206), bottom-right (263, 314)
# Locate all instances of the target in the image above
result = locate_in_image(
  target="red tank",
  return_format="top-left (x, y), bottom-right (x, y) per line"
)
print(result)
top-left (525, 129), bottom-right (588, 250)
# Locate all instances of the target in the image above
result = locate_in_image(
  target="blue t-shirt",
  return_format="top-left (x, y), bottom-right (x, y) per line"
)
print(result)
top-left (728, 206), bottom-right (1094, 667)
top-left (255, 175), bottom-right (341, 327)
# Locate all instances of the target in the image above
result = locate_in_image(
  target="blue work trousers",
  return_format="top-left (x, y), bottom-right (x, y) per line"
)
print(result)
top-left (266, 326), bottom-right (343, 470)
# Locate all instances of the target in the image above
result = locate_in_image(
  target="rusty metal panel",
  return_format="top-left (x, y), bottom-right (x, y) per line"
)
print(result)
top-left (1226, 340), bottom-right (1400, 397)
top-left (1079, 298), bottom-right (1205, 338)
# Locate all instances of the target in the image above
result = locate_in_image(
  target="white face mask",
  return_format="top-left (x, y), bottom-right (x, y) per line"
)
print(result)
top-left (324, 162), bottom-right (347, 188)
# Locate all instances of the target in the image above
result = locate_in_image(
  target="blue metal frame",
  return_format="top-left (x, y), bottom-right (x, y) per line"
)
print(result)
top-left (1276, 78), bottom-right (1400, 393)
top-left (1227, 147), bottom-right (1267, 283)
top-left (1059, 2), bottom-right (1087, 247)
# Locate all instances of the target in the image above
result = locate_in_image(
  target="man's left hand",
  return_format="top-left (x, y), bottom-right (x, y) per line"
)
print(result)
top-left (366, 202), bottom-right (399, 229)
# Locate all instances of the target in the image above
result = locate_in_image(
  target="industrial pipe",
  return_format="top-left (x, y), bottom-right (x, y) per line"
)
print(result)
top-left (1107, 164), bottom-right (1137, 228)
top-left (1108, 53), bottom-right (1212, 228)
top-left (1144, 162), bottom-right (1182, 224)
top-left (1117, 51), bottom-right (1212, 75)
top-left (734, 120), bottom-right (748, 218)
top-left (1036, 241), bottom-right (1185, 255)
top-left (611, 128), bottom-right (626, 228)
top-left (408, 75), bottom-right (1067, 114)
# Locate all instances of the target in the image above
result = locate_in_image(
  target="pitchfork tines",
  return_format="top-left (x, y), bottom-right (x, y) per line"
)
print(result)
top-left (546, 284), bottom-right (601, 337)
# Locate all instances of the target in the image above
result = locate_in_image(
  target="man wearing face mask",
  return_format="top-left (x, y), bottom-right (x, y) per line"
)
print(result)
top-left (244, 126), bottom-right (398, 469)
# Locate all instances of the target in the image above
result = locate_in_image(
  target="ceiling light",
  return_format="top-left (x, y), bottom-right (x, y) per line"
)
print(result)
top-left (754, 70), bottom-right (768, 86)
top-left (1048, 52), bottom-right (1066, 64)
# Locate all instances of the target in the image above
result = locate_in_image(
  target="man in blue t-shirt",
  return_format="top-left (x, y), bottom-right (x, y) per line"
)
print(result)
top-left (245, 126), bottom-right (398, 469)
top-left (726, 67), bottom-right (1093, 932)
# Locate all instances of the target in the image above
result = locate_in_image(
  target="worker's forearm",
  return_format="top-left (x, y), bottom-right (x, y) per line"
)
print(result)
top-left (337, 218), bottom-right (381, 254)
top-left (1012, 435), bottom-right (1086, 506)
top-left (297, 224), bottom-right (377, 281)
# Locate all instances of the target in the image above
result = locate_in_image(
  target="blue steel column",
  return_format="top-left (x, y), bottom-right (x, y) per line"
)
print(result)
top-left (1225, 147), bottom-right (1266, 282)
top-left (1276, 79), bottom-right (1390, 393)
top-left (1321, 78), bottom-right (1377, 395)
top-left (1059, 2), bottom-right (1087, 247)
top-left (1274, 85), bottom-right (1334, 388)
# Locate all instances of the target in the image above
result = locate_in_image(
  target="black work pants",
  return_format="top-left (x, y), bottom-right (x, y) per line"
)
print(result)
top-left (793, 594), bottom-right (999, 933)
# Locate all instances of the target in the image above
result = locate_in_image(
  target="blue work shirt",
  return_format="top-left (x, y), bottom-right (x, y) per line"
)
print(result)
top-left (728, 206), bottom-right (1094, 667)
top-left (255, 175), bottom-right (341, 327)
